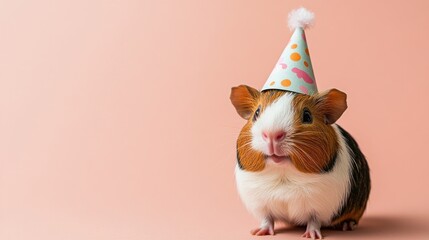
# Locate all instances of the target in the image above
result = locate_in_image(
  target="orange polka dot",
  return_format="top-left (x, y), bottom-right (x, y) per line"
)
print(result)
top-left (281, 79), bottom-right (291, 87)
top-left (291, 44), bottom-right (298, 49)
top-left (269, 81), bottom-right (275, 86)
top-left (305, 48), bottom-right (309, 55)
top-left (290, 52), bottom-right (301, 61)
top-left (304, 61), bottom-right (309, 67)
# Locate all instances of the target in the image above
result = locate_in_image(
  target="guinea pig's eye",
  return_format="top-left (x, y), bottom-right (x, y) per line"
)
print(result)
top-left (253, 106), bottom-right (261, 122)
top-left (302, 108), bottom-right (313, 124)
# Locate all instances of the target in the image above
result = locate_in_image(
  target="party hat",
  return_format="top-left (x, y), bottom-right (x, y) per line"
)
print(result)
top-left (261, 8), bottom-right (317, 95)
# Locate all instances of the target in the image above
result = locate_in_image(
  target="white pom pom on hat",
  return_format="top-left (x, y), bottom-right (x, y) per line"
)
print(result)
top-left (261, 7), bottom-right (318, 95)
top-left (288, 7), bottom-right (315, 31)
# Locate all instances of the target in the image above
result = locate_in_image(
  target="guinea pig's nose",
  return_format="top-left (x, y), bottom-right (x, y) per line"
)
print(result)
top-left (262, 131), bottom-right (286, 142)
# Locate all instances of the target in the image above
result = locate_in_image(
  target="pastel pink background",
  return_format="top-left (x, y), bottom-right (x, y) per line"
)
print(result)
top-left (1, 0), bottom-right (428, 239)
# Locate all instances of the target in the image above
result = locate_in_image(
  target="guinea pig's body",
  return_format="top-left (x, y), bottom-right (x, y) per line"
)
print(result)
top-left (230, 87), bottom-right (370, 239)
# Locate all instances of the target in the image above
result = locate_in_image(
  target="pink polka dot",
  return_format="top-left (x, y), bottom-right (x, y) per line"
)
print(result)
top-left (299, 85), bottom-right (308, 94)
top-left (279, 63), bottom-right (287, 69)
top-left (292, 67), bottom-right (314, 84)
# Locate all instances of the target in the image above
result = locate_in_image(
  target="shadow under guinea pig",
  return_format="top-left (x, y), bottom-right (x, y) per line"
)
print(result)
top-left (274, 214), bottom-right (429, 239)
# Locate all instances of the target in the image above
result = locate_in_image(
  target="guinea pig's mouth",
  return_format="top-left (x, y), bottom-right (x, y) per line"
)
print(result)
top-left (265, 154), bottom-right (291, 164)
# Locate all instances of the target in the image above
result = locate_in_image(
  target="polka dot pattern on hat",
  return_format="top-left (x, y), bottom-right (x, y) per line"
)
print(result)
top-left (261, 27), bottom-right (317, 95)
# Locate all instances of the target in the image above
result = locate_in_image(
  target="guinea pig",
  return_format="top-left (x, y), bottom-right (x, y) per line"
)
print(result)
top-left (230, 85), bottom-right (370, 239)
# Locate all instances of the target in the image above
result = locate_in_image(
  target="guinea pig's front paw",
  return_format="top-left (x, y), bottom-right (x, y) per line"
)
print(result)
top-left (302, 219), bottom-right (322, 239)
top-left (250, 218), bottom-right (274, 236)
top-left (250, 226), bottom-right (274, 236)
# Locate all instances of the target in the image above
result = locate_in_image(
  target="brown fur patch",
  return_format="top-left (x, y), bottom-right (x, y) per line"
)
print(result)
top-left (237, 123), bottom-right (265, 171)
top-left (289, 94), bottom-right (339, 173)
top-left (230, 85), bottom-right (260, 120)
top-left (317, 89), bottom-right (348, 124)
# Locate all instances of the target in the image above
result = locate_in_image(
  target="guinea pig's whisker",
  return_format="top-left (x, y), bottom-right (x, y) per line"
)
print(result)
top-left (287, 139), bottom-right (315, 149)
top-left (238, 133), bottom-right (255, 138)
top-left (290, 143), bottom-right (323, 172)
top-left (291, 138), bottom-right (326, 150)
top-left (289, 131), bottom-right (324, 137)
top-left (294, 129), bottom-right (324, 133)
top-left (237, 141), bottom-right (253, 151)
top-left (303, 137), bottom-right (331, 157)
top-left (289, 146), bottom-right (313, 171)
top-left (291, 139), bottom-right (330, 162)
top-left (291, 130), bottom-right (324, 134)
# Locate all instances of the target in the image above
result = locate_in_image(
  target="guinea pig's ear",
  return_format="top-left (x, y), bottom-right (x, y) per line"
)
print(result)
top-left (230, 85), bottom-right (260, 120)
top-left (316, 89), bottom-right (348, 124)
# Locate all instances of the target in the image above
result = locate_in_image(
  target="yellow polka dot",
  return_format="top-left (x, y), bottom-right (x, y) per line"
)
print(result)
top-left (304, 61), bottom-right (309, 67)
top-left (269, 81), bottom-right (275, 86)
top-left (291, 44), bottom-right (298, 49)
top-left (305, 48), bottom-right (309, 55)
top-left (281, 79), bottom-right (291, 87)
top-left (290, 52), bottom-right (301, 61)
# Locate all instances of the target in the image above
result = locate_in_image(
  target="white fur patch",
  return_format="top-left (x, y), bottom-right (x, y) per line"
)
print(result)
top-left (251, 93), bottom-right (294, 155)
top-left (235, 124), bottom-right (352, 226)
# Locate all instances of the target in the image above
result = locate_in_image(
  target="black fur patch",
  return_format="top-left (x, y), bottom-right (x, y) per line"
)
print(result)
top-left (331, 125), bottom-right (371, 223)
top-left (322, 151), bottom-right (338, 173)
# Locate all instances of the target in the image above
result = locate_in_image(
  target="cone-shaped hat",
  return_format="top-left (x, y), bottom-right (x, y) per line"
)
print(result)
top-left (261, 8), bottom-right (317, 95)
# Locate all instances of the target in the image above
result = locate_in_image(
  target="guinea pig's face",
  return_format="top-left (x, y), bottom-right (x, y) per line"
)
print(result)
top-left (230, 85), bottom-right (347, 173)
